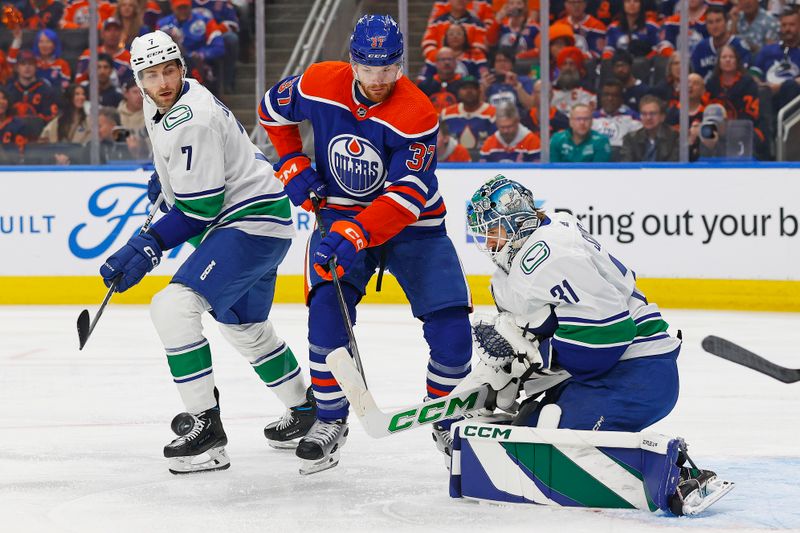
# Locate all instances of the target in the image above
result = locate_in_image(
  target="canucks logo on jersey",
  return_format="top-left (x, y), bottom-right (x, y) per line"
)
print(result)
top-left (327, 134), bottom-right (386, 197)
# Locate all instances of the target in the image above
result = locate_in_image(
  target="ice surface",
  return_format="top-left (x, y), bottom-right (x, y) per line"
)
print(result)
top-left (1, 305), bottom-right (799, 533)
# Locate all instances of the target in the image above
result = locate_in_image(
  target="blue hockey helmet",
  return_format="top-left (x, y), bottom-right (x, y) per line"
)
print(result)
top-left (350, 14), bottom-right (404, 67)
top-left (467, 175), bottom-right (540, 268)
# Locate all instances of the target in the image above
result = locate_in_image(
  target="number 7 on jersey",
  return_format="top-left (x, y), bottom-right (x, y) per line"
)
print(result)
top-left (181, 145), bottom-right (193, 171)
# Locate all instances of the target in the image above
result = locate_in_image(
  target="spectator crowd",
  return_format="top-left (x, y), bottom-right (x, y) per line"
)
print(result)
top-left (420, 0), bottom-right (800, 162)
top-left (0, 0), bottom-right (797, 164)
top-left (0, 0), bottom-right (244, 164)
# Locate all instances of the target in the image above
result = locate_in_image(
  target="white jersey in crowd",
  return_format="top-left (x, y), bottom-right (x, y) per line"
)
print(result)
top-left (144, 78), bottom-right (295, 243)
top-left (490, 211), bottom-right (680, 371)
top-left (592, 107), bottom-right (643, 147)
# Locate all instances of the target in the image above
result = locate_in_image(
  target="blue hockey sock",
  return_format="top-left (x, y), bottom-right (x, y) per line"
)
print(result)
top-left (308, 283), bottom-right (359, 421)
top-left (421, 307), bottom-right (472, 399)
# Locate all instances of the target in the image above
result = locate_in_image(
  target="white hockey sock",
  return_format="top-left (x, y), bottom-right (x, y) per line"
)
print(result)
top-left (219, 321), bottom-right (307, 408)
top-left (151, 283), bottom-right (217, 413)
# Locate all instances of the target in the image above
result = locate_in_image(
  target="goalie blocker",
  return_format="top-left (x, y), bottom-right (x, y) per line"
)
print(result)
top-left (449, 413), bottom-right (734, 516)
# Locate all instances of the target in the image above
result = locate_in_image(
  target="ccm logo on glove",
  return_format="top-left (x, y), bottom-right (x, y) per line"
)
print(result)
top-left (277, 162), bottom-right (298, 183)
top-left (273, 152), bottom-right (328, 211)
top-left (313, 219), bottom-right (369, 280)
top-left (343, 226), bottom-right (366, 251)
top-left (143, 246), bottom-right (160, 267)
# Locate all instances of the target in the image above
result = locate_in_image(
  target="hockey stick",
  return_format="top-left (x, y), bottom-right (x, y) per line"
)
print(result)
top-left (701, 335), bottom-right (800, 384)
top-left (326, 347), bottom-right (492, 438)
top-left (77, 195), bottom-right (164, 350)
top-left (309, 192), bottom-right (367, 386)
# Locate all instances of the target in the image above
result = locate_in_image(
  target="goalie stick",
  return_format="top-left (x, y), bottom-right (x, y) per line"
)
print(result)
top-left (701, 335), bottom-right (800, 384)
top-left (326, 348), bottom-right (492, 438)
top-left (77, 195), bottom-right (164, 350)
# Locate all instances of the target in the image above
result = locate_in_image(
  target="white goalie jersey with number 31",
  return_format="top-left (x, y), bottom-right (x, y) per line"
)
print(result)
top-left (490, 211), bottom-right (681, 379)
top-left (144, 78), bottom-right (295, 243)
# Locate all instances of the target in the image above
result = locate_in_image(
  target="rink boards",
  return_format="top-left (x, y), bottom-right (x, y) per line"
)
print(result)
top-left (3, 164), bottom-right (800, 310)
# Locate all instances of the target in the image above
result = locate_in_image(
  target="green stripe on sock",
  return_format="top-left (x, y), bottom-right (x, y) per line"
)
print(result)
top-left (252, 346), bottom-right (299, 384)
top-left (167, 343), bottom-right (212, 378)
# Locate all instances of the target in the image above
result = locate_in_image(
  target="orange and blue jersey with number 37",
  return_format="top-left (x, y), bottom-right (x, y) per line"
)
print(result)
top-left (258, 61), bottom-right (448, 246)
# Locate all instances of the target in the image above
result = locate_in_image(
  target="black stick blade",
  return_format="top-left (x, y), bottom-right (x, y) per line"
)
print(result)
top-left (77, 309), bottom-right (91, 350)
top-left (701, 335), bottom-right (800, 384)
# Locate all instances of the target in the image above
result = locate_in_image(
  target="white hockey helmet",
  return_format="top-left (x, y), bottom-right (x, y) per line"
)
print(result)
top-left (130, 30), bottom-right (186, 98)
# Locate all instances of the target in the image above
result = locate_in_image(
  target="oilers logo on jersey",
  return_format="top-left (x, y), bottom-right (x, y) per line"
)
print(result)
top-left (327, 135), bottom-right (387, 196)
top-left (189, 19), bottom-right (207, 38)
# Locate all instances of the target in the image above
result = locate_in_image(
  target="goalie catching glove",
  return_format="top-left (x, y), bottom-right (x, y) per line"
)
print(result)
top-left (472, 312), bottom-right (548, 370)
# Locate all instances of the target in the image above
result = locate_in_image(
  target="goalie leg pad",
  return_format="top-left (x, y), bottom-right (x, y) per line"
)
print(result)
top-left (308, 283), bottom-right (360, 421)
top-left (151, 283), bottom-right (217, 414)
top-left (450, 422), bottom-right (686, 513)
top-left (219, 321), bottom-right (307, 408)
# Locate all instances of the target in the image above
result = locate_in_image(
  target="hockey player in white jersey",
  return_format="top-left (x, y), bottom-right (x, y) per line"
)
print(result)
top-left (99, 30), bottom-right (315, 474)
top-left (463, 175), bottom-right (731, 514)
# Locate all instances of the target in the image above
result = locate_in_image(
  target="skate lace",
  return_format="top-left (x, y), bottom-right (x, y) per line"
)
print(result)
top-left (434, 424), bottom-right (453, 447)
top-left (176, 415), bottom-right (206, 444)
top-left (275, 409), bottom-right (296, 431)
top-left (306, 421), bottom-right (342, 445)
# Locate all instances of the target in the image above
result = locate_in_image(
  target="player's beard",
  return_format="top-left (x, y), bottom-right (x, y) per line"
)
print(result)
top-left (147, 86), bottom-right (180, 111)
top-left (360, 81), bottom-right (395, 103)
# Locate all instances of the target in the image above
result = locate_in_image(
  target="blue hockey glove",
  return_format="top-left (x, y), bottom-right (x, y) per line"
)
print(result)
top-left (100, 233), bottom-right (163, 292)
top-left (313, 219), bottom-right (368, 280)
top-left (147, 171), bottom-right (169, 213)
top-left (274, 152), bottom-right (327, 211)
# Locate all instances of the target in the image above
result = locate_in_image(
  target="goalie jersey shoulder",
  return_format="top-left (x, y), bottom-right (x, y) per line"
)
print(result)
top-left (510, 212), bottom-right (584, 278)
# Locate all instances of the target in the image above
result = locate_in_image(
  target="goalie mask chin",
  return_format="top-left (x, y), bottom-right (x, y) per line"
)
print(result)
top-left (467, 175), bottom-right (541, 272)
top-left (492, 216), bottom-right (540, 271)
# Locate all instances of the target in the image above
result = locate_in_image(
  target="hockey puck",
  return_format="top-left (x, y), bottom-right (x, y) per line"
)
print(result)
top-left (171, 412), bottom-right (194, 436)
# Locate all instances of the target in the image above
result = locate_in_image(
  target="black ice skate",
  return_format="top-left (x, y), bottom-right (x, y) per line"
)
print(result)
top-left (264, 387), bottom-right (317, 449)
top-left (164, 408), bottom-right (230, 475)
top-left (295, 418), bottom-right (348, 475)
top-left (669, 446), bottom-right (734, 515)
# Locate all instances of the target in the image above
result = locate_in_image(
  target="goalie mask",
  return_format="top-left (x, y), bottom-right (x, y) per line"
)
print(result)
top-left (467, 175), bottom-right (540, 270)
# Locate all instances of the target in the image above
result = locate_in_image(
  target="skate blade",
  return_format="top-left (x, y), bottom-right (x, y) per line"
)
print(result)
top-left (299, 450), bottom-right (341, 475)
top-left (682, 478), bottom-right (735, 515)
top-left (168, 446), bottom-right (231, 475)
top-left (268, 439), bottom-right (300, 450)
